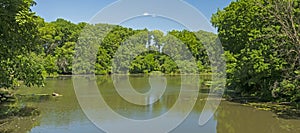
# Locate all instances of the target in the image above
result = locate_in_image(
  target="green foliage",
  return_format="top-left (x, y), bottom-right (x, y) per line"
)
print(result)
top-left (38, 19), bottom-right (86, 75)
top-left (70, 24), bottom-right (214, 75)
top-left (0, 0), bottom-right (44, 89)
top-left (212, 0), bottom-right (300, 102)
top-left (0, 102), bottom-right (40, 119)
top-left (0, 0), bottom-right (216, 97)
top-left (55, 42), bottom-right (75, 74)
top-left (43, 55), bottom-right (58, 76)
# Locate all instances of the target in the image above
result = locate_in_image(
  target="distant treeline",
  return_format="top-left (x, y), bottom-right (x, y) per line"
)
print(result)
top-left (37, 19), bottom-right (216, 75)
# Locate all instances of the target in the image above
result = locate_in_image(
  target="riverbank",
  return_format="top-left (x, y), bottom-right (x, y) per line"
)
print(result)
top-left (0, 103), bottom-right (40, 119)
top-left (0, 89), bottom-right (41, 132)
top-left (0, 97), bottom-right (41, 132)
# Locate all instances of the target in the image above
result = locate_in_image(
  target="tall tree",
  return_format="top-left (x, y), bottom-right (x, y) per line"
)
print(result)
top-left (0, 0), bottom-right (44, 88)
top-left (212, 0), bottom-right (300, 102)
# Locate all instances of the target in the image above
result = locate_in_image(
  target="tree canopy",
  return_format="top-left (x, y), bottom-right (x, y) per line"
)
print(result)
top-left (212, 0), bottom-right (300, 102)
top-left (0, 0), bottom-right (44, 88)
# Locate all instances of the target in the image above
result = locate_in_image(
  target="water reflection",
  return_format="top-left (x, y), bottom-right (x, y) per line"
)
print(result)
top-left (7, 75), bottom-right (300, 133)
top-left (216, 101), bottom-right (300, 133)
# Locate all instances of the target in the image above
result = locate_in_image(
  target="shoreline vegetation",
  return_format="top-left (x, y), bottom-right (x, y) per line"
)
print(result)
top-left (0, 102), bottom-right (40, 133)
top-left (1, 0), bottom-right (300, 131)
top-left (0, 89), bottom-right (40, 120)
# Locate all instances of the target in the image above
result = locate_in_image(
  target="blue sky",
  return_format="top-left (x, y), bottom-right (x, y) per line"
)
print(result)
top-left (31, 0), bottom-right (232, 32)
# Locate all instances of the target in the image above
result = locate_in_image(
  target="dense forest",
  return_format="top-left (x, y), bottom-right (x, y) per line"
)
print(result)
top-left (24, 19), bottom-right (215, 75)
top-left (1, 0), bottom-right (300, 108)
top-left (212, 0), bottom-right (300, 104)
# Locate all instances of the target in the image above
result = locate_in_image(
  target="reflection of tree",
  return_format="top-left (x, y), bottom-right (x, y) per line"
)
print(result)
top-left (12, 76), bottom-right (300, 132)
top-left (99, 75), bottom-right (178, 119)
top-left (215, 101), bottom-right (300, 133)
top-left (16, 78), bottom-right (87, 127)
top-left (0, 116), bottom-right (41, 133)
top-left (99, 75), bottom-right (204, 119)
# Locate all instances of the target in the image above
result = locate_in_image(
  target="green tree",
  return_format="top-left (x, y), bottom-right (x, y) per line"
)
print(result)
top-left (212, 0), bottom-right (300, 102)
top-left (0, 0), bottom-right (44, 88)
top-left (55, 42), bottom-right (75, 74)
top-left (39, 19), bottom-right (86, 75)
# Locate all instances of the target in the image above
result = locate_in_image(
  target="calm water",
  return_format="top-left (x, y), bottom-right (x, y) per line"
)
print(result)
top-left (4, 75), bottom-right (300, 133)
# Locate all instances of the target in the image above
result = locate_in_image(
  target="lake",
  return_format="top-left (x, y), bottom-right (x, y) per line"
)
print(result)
top-left (4, 75), bottom-right (300, 133)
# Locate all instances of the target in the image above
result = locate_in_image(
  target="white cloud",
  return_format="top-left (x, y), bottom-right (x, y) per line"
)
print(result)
top-left (143, 12), bottom-right (150, 16)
